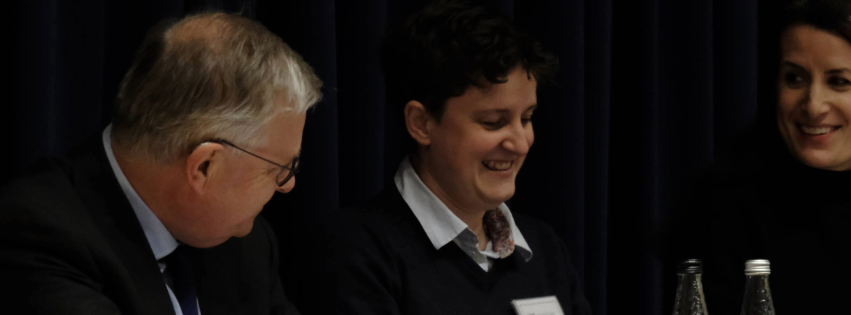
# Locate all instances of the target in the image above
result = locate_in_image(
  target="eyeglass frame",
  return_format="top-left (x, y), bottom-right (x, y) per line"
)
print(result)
top-left (204, 139), bottom-right (299, 187)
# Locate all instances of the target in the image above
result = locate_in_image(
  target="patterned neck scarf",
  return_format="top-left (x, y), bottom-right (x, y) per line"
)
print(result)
top-left (482, 208), bottom-right (515, 258)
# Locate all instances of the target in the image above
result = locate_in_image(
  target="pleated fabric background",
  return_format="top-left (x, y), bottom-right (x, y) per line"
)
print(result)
top-left (8, 1), bottom-right (776, 314)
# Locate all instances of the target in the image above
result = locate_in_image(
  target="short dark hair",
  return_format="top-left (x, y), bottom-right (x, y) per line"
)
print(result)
top-left (381, 0), bottom-right (558, 121)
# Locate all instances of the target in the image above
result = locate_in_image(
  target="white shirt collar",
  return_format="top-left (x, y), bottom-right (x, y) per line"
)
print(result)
top-left (394, 157), bottom-right (532, 261)
top-left (103, 125), bottom-right (179, 260)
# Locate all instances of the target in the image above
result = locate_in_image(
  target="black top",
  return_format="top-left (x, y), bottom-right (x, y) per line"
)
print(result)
top-left (667, 135), bottom-right (851, 314)
top-left (306, 188), bottom-right (592, 315)
top-left (0, 139), bottom-right (299, 315)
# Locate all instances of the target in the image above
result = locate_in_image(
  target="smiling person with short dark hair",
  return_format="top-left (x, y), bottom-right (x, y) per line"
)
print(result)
top-left (311, 1), bottom-right (591, 314)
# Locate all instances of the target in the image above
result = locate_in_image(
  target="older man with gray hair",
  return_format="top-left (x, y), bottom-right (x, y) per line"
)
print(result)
top-left (0, 12), bottom-right (321, 315)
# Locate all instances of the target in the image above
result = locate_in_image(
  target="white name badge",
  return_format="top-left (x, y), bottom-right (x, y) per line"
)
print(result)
top-left (511, 296), bottom-right (564, 315)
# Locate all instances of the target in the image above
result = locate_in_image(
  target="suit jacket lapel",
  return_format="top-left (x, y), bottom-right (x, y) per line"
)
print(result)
top-left (69, 141), bottom-right (177, 315)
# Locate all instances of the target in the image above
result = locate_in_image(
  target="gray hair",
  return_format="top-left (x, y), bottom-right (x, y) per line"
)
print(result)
top-left (112, 12), bottom-right (322, 163)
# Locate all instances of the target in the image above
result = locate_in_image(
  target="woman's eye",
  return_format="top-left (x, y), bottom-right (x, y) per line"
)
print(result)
top-left (828, 76), bottom-right (850, 87)
top-left (784, 73), bottom-right (805, 87)
top-left (521, 117), bottom-right (533, 126)
top-left (481, 121), bottom-right (503, 129)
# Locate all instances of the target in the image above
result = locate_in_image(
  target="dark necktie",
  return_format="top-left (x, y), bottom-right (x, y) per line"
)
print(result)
top-left (165, 245), bottom-right (199, 315)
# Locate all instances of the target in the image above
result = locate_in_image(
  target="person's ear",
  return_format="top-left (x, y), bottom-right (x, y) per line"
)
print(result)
top-left (404, 100), bottom-right (435, 146)
top-left (185, 142), bottom-right (226, 195)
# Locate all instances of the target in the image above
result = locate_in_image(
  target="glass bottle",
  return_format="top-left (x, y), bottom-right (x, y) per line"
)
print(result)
top-left (740, 259), bottom-right (776, 315)
top-left (673, 259), bottom-right (709, 315)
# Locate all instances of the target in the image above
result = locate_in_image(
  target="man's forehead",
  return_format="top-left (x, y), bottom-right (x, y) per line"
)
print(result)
top-left (268, 113), bottom-right (306, 159)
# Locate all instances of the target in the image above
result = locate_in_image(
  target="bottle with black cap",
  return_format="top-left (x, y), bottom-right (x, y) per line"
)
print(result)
top-left (740, 259), bottom-right (775, 315)
top-left (672, 259), bottom-right (709, 315)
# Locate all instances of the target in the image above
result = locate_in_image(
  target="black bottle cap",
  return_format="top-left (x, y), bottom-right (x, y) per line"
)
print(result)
top-left (677, 259), bottom-right (703, 274)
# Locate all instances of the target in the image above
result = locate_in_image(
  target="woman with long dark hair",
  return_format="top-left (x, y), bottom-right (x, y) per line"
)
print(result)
top-left (669, 0), bottom-right (851, 313)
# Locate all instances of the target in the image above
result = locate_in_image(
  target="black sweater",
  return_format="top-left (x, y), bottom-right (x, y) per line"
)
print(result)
top-left (668, 136), bottom-right (851, 314)
top-left (309, 188), bottom-right (592, 315)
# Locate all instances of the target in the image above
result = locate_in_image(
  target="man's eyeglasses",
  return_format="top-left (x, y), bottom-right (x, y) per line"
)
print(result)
top-left (207, 139), bottom-right (299, 187)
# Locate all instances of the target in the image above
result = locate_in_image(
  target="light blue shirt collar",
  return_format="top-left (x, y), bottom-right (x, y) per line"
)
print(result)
top-left (103, 125), bottom-right (179, 261)
top-left (394, 157), bottom-right (532, 261)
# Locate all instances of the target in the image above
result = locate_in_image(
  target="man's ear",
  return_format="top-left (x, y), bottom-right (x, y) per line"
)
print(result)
top-left (186, 142), bottom-right (225, 196)
top-left (404, 100), bottom-right (434, 146)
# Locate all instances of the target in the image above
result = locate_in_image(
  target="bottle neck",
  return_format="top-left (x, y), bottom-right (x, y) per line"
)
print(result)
top-left (741, 275), bottom-right (775, 315)
top-left (676, 273), bottom-right (703, 286)
top-left (744, 274), bottom-right (772, 292)
top-left (673, 273), bottom-right (708, 315)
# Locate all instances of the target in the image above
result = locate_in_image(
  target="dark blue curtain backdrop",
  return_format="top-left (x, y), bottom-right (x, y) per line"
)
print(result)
top-left (7, 0), bottom-right (772, 314)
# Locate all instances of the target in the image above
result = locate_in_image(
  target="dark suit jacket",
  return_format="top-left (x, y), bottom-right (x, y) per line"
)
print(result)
top-left (0, 141), bottom-right (300, 315)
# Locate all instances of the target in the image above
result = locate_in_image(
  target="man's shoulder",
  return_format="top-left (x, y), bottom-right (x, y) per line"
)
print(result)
top-left (1, 156), bottom-right (89, 225)
top-left (0, 142), bottom-right (131, 268)
top-left (2, 141), bottom-right (112, 217)
top-left (0, 146), bottom-right (151, 314)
